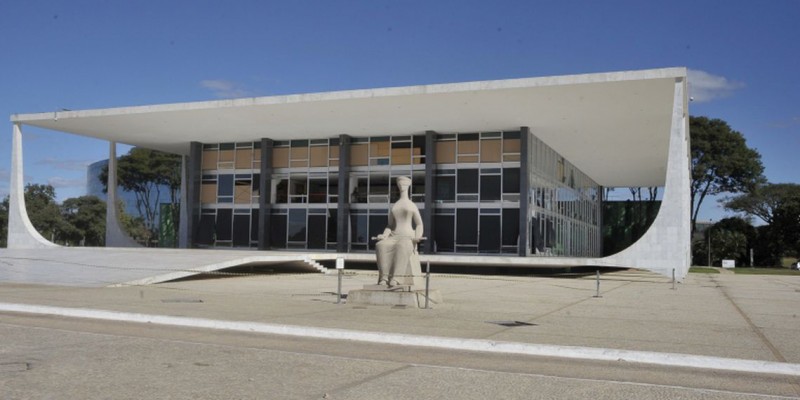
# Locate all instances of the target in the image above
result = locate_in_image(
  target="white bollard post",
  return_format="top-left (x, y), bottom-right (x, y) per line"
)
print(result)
top-left (336, 257), bottom-right (344, 304)
top-left (593, 270), bottom-right (602, 298)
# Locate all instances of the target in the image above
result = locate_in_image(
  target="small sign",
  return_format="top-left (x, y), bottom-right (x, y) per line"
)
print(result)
top-left (722, 259), bottom-right (735, 269)
top-left (336, 257), bottom-right (344, 270)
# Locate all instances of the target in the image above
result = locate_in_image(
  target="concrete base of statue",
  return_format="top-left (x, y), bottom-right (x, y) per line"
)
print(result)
top-left (347, 285), bottom-right (443, 308)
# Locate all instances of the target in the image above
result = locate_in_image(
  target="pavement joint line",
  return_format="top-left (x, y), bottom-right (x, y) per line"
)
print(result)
top-left (1, 301), bottom-right (799, 377)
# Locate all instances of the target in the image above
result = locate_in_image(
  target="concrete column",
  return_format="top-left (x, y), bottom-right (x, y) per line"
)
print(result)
top-left (605, 77), bottom-right (691, 279)
top-left (423, 130), bottom-right (436, 254)
top-left (105, 141), bottom-right (140, 247)
top-left (6, 123), bottom-right (58, 248)
top-left (336, 135), bottom-right (351, 253)
top-left (518, 127), bottom-right (531, 257)
top-left (185, 142), bottom-right (202, 248)
top-left (258, 139), bottom-right (274, 250)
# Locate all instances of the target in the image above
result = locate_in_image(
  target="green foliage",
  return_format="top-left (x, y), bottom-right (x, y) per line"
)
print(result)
top-left (732, 268), bottom-right (800, 276)
top-left (690, 116), bottom-right (765, 233)
top-left (692, 227), bottom-right (747, 267)
top-left (24, 184), bottom-right (71, 242)
top-left (727, 183), bottom-right (800, 264)
top-left (688, 267), bottom-right (720, 274)
top-left (60, 196), bottom-right (106, 246)
top-left (602, 201), bottom-right (660, 256)
top-left (99, 147), bottom-right (182, 245)
top-left (116, 200), bottom-right (150, 245)
top-left (0, 196), bottom-right (8, 247)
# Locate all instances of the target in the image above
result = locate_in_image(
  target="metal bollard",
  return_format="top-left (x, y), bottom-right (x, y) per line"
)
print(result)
top-left (425, 261), bottom-right (431, 309)
top-left (671, 268), bottom-right (676, 290)
top-left (336, 257), bottom-right (344, 304)
top-left (593, 270), bottom-right (602, 298)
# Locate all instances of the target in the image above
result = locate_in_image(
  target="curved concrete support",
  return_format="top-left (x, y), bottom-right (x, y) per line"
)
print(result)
top-left (105, 141), bottom-right (142, 247)
top-left (6, 123), bottom-right (58, 249)
top-left (603, 77), bottom-right (691, 280)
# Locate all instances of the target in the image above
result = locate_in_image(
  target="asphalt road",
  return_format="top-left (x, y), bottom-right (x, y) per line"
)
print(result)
top-left (2, 312), bottom-right (798, 400)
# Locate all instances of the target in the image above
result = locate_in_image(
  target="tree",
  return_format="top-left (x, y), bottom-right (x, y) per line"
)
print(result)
top-left (692, 217), bottom-right (756, 267)
top-left (727, 183), bottom-right (800, 263)
top-left (24, 184), bottom-right (71, 242)
top-left (690, 116), bottom-right (765, 233)
top-left (99, 147), bottom-right (181, 245)
top-left (0, 196), bottom-right (8, 247)
top-left (61, 196), bottom-right (106, 246)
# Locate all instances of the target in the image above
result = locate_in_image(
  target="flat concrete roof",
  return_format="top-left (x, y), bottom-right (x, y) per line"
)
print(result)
top-left (11, 68), bottom-right (685, 187)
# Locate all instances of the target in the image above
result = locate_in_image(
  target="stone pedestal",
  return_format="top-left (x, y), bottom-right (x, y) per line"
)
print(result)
top-left (347, 287), bottom-right (443, 308)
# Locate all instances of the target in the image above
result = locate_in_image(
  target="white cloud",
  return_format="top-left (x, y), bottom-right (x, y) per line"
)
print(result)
top-left (687, 69), bottom-right (744, 103)
top-left (47, 177), bottom-right (85, 190)
top-left (36, 157), bottom-right (92, 171)
top-left (200, 79), bottom-right (251, 99)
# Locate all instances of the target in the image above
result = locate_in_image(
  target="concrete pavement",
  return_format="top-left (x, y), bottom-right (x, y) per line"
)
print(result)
top-left (1, 269), bottom-right (800, 398)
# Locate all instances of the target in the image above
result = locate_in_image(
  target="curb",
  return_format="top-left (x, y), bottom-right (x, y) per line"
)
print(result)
top-left (1, 302), bottom-right (798, 377)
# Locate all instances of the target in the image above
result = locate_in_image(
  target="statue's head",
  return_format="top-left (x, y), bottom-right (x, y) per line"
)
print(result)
top-left (396, 176), bottom-right (411, 190)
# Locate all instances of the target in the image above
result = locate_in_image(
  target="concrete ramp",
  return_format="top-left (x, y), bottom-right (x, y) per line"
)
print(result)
top-left (0, 248), bottom-right (336, 287)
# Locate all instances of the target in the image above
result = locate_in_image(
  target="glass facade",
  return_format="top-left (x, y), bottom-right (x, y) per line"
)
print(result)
top-left (432, 132), bottom-right (521, 254)
top-left (196, 142), bottom-right (261, 248)
top-left (528, 135), bottom-right (601, 257)
top-left (193, 129), bottom-right (601, 258)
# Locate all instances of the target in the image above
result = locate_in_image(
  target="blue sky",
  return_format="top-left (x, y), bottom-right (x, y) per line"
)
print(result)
top-left (1, 1), bottom-right (798, 223)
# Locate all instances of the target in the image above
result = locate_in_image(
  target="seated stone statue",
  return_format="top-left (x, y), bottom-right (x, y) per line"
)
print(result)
top-left (375, 176), bottom-right (424, 288)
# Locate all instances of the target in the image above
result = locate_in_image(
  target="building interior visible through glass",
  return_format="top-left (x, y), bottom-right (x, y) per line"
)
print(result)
top-left (196, 131), bottom-right (601, 257)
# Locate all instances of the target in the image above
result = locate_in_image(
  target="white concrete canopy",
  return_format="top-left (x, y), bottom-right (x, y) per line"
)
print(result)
top-left (11, 68), bottom-right (685, 188)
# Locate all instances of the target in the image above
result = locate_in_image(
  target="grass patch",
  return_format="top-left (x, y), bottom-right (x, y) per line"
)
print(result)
top-left (689, 267), bottom-right (720, 274)
top-left (732, 268), bottom-right (800, 276)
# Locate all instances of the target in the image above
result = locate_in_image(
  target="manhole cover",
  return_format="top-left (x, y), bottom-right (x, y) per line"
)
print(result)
top-left (486, 320), bottom-right (537, 327)
top-left (0, 363), bottom-right (30, 373)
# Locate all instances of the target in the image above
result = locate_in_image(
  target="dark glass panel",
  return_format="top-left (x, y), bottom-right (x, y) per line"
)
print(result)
top-left (457, 169), bottom-right (478, 194)
top-left (456, 209), bottom-right (478, 245)
top-left (503, 168), bottom-right (520, 193)
top-left (502, 209), bottom-right (519, 247)
top-left (479, 215), bottom-right (501, 253)
top-left (308, 179), bottom-right (327, 203)
top-left (275, 179), bottom-right (288, 203)
top-left (251, 209), bottom-right (259, 243)
top-left (291, 140), bottom-right (309, 147)
top-left (434, 176), bottom-right (455, 201)
top-left (271, 214), bottom-right (287, 249)
top-left (480, 175), bottom-right (501, 201)
top-left (252, 174), bottom-right (260, 194)
top-left (232, 214), bottom-right (250, 247)
top-left (350, 214), bottom-right (368, 244)
top-left (503, 131), bottom-right (521, 139)
top-left (288, 209), bottom-right (306, 242)
top-left (195, 214), bottom-right (215, 245)
top-left (368, 214), bottom-right (388, 250)
top-left (369, 175), bottom-right (390, 195)
top-left (220, 143), bottom-right (235, 150)
top-left (218, 174), bottom-right (233, 196)
top-left (352, 177), bottom-right (368, 203)
top-left (216, 209), bottom-right (232, 241)
top-left (327, 209), bottom-right (337, 244)
top-left (307, 215), bottom-right (326, 249)
top-left (434, 214), bottom-right (454, 252)
top-left (458, 133), bottom-right (479, 141)
top-left (412, 135), bottom-right (426, 156)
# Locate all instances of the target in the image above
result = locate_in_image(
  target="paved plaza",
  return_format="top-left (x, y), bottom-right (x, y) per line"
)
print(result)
top-left (1, 267), bottom-right (799, 398)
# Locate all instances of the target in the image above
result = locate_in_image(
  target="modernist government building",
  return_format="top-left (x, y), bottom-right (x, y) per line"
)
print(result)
top-left (6, 68), bottom-right (691, 279)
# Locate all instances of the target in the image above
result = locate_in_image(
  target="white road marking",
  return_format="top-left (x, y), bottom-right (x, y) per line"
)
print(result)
top-left (1, 302), bottom-right (799, 377)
